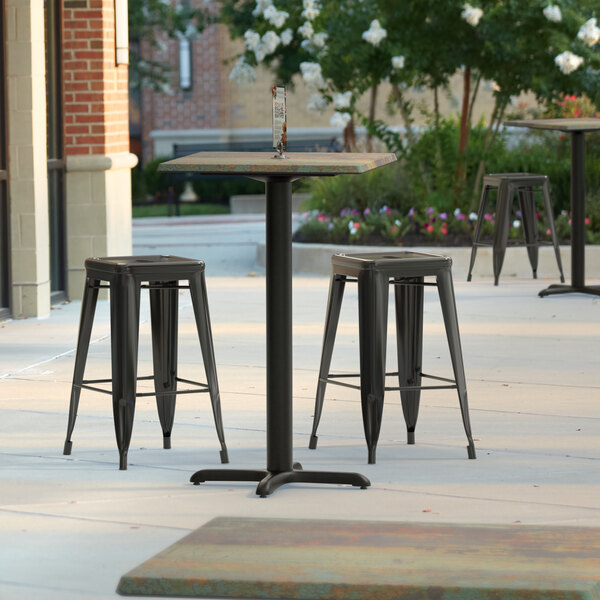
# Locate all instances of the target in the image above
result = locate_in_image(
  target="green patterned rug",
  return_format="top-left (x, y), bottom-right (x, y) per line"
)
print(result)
top-left (118, 517), bottom-right (600, 599)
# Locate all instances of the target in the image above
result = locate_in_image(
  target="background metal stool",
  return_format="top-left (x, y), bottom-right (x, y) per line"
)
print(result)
top-left (467, 173), bottom-right (565, 285)
top-left (63, 255), bottom-right (229, 469)
top-left (309, 251), bottom-right (476, 464)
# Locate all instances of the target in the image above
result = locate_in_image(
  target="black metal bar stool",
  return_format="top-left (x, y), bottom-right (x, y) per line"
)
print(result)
top-left (63, 255), bottom-right (229, 469)
top-left (467, 173), bottom-right (565, 285)
top-left (309, 251), bottom-right (476, 464)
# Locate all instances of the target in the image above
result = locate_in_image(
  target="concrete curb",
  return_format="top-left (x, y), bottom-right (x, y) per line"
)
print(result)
top-left (257, 242), bottom-right (600, 279)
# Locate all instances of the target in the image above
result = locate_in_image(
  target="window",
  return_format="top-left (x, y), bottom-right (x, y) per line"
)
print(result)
top-left (45, 0), bottom-right (67, 299)
top-left (0, 0), bottom-right (10, 316)
top-left (179, 37), bottom-right (192, 90)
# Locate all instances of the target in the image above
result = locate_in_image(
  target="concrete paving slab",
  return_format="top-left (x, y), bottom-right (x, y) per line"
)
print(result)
top-left (1, 216), bottom-right (599, 598)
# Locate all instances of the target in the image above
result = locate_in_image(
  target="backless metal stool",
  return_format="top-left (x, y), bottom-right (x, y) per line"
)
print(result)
top-left (63, 255), bottom-right (229, 469)
top-left (467, 173), bottom-right (565, 285)
top-left (309, 251), bottom-right (476, 464)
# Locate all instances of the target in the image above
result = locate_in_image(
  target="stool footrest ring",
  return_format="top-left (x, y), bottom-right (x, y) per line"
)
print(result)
top-left (77, 376), bottom-right (210, 397)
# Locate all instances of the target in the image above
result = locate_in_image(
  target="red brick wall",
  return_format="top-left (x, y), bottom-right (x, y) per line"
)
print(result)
top-left (141, 22), bottom-right (228, 161)
top-left (63, 0), bottom-right (129, 156)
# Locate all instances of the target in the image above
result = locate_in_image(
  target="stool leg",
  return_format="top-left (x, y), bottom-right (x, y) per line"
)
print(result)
top-left (149, 281), bottom-right (178, 450)
top-left (542, 180), bottom-right (566, 283)
top-left (358, 271), bottom-right (389, 464)
top-left (110, 274), bottom-right (141, 470)
top-left (436, 268), bottom-right (476, 459)
top-left (493, 181), bottom-right (512, 285)
top-left (309, 274), bottom-right (346, 450)
top-left (63, 277), bottom-right (100, 455)
top-left (467, 185), bottom-right (490, 282)
top-left (189, 271), bottom-right (229, 464)
top-left (394, 277), bottom-right (424, 445)
top-left (519, 186), bottom-right (539, 279)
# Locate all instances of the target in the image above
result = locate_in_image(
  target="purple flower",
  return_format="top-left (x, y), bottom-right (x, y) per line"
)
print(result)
top-left (340, 208), bottom-right (350, 217)
top-left (426, 206), bottom-right (434, 215)
top-left (364, 207), bottom-right (371, 215)
top-left (457, 213), bottom-right (466, 221)
top-left (408, 207), bottom-right (415, 217)
top-left (484, 213), bottom-right (493, 220)
top-left (439, 212), bottom-right (448, 220)
top-left (351, 209), bottom-right (360, 215)
top-left (516, 210), bottom-right (522, 218)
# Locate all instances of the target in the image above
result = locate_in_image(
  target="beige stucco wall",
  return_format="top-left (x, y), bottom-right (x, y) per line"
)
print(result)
top-left (6, 0), bottom-right (50, 318)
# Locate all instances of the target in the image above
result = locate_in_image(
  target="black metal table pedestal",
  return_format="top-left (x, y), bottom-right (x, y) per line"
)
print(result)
top-left (539, 131), bottom-right (600, 297)
top-left (190, 176), bottom-right (371, 496)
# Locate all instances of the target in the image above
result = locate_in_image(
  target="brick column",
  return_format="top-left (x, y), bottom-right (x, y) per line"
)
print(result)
top-left (63, 0), bottom-right (137, 298)
top-left (5, 0), bottom-right (51, 318)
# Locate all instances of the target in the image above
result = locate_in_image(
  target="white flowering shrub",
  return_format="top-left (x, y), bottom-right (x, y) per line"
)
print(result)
top-left (578, 18), bottom-right (600, 47)
top-left (543, 5), bottom-right (562, 23)
top-left (555, 51), bottom-right (584, 75)
top-left (361, 19), bottom-right (387, 46)
top-left (229, 56), bottom-right (256, 86)
top-left (461, 3), bottom-right (483, 26)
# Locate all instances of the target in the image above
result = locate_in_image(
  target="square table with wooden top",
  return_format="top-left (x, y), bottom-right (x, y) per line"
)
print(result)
top-left (504, 118), bottom-right (600, 297)
top-left (158, 152), bottom-right (396, 496)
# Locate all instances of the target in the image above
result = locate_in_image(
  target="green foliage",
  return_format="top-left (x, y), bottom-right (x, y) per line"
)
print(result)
top-left (294, 120), bottom-right (600, 246)
top-left (191, 176), bottom-right (264, 203)
top-left (135, 157), bottom-right (263, 205)
top-left (132, 203), bottom-right (230, 219)
top-left (584, 190), bottom-right (600, 244)
top-left (131, 165), bottom-right (147, 202)
top-left (140, 156), bottom-right (180, 200)
top-left (486, 130), bottom-right (600, 214)
top-left (294, 204), bottom-right (479, 246)
top-left (302, 161), bottom-right (415, 216)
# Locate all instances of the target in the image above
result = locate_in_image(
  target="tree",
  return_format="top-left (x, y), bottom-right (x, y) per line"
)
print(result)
top-left (221, 0), bottom-right (600, 201)
top-left (128, 0), bottom-right (210, 92)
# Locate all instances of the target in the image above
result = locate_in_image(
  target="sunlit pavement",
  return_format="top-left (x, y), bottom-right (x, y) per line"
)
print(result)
top-left (1, 215), bottom-right (599, 599)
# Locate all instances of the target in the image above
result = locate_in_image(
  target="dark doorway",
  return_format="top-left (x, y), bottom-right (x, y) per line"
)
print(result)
top-left (0, 0), bottom-right (10, 318)
top-left (46, 0), bottom-right (67, 301)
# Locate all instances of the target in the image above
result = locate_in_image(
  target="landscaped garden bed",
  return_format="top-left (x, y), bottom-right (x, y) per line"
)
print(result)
top-left (292, 121), bottom-right (600, 248)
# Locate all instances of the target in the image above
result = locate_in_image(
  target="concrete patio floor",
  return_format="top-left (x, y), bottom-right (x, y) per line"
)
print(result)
top-left (1, 215), bottom-right (600, 599)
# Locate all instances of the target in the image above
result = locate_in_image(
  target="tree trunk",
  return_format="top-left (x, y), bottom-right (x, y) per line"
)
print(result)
top-left (470, 99), bottom-right (507, 211)
top-left (391, 83), bottom-right (432, 194)
top-left (366, 83), bottom-right (378, 152)
top-left (467, 72), bottom-right (482, 126)
top-left (343, 118), bottom-right (356, 152)
top-left (433, 85), bottom-right (442, 164)
top-left (454, 66), bottom-right (472, 204)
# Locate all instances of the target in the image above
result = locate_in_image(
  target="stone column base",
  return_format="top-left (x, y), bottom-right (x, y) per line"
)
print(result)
top-left (66, 152), bottom-right (138, 299)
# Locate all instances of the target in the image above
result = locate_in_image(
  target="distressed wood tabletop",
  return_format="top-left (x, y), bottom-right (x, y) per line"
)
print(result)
top-left (157, 151), bottom-right (397, 177)
top-left (505, 118), bottom-right (600, 133)
top-left (118, 516), bottom-right (600, 599)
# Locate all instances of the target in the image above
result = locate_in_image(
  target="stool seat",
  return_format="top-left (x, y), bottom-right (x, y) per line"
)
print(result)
top-left (63, 254), bottom-right (229, 469)
top-left (309, 250), bottom-right (476, 464)
top-left (467, 173), bottom-right (565, 285)
top-left (483, 172), bottom-right (548, 185)
top-left (332, 251), bottom-right (452, 276)
top-left (84, 255), bottom-right (207, 278)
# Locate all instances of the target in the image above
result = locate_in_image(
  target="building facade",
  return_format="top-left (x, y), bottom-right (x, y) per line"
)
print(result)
top-left (0, 0), bottom-right (136, 319)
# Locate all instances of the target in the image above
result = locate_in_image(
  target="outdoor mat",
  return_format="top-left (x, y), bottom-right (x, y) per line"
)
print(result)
top-left (117, 516), bottom-right (600, 599)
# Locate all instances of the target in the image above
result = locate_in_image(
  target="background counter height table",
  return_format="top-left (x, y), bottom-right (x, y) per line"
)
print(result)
top-left (505, 118), bottom-right (600, 297)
